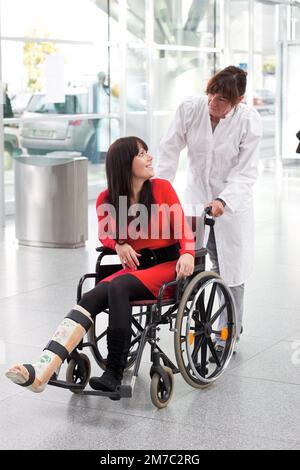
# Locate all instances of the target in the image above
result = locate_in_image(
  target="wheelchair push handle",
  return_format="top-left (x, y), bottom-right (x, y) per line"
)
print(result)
top-left (204, 206), bottom-right (215, 226)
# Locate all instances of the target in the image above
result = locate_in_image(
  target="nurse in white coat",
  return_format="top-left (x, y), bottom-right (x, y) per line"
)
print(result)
top-left (156, 66), bottom-right (262, 358)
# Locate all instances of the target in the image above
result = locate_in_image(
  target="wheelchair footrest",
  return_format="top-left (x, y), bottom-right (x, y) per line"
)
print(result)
top-left (118, 385), bottom-right (132, 398)
top-left (48, 377), bottom-right (132, 399)
top-left (48, 378), bottom-right (84, 390)
top-left (83, 385), bottom-right (132, 399)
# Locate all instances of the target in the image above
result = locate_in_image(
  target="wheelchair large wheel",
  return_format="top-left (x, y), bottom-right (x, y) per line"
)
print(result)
top-left (87, 307), bottom-right (147, 371)
top-left (174, 271), bottom-right (236, 388)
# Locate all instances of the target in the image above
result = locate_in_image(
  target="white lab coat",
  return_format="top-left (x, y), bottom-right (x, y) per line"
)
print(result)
top-left (156, 96), bottom-right (262, 286)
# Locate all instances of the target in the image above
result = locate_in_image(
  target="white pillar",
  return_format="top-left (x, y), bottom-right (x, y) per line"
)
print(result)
top-left (247, 0), bottom-right (254, 107)
top-left (119, 0), bottom-right (127, 137)
top-left (0, 0), bottom-right (5, 230)
top-left (146, 0), bottom-right (154, 150)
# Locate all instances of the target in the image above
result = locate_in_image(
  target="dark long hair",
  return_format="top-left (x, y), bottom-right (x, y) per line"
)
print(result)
top-left (206, 65), bottom-right (247, 105)
top-left (105, 136), bottom-right (154, 240)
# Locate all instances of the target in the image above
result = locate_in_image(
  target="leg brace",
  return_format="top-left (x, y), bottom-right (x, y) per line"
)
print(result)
top-left (5, 305), bottom-right (93, 392)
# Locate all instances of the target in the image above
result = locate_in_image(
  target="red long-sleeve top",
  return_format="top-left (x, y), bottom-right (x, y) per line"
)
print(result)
top-left (96, 178), bottom-right (194, 256)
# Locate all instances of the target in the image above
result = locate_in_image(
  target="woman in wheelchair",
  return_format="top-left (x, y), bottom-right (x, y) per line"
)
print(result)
top-left (6, 136), bottom-right (195, 394)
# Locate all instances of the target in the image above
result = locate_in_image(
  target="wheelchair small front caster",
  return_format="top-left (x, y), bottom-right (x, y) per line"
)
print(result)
top-left (66, 353), bottom-right (91, 394)
top-left (150, 366), bottom-right (174, 409)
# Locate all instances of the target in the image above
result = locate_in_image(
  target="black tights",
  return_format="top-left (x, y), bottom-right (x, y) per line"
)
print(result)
top-left (78, 275), bottom-right (155, 330)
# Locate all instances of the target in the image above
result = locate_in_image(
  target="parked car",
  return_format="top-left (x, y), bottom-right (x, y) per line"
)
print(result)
top-left (20, 88), bottom-right (98, 162)
top-left (11, 91), bottom-right (33, 118)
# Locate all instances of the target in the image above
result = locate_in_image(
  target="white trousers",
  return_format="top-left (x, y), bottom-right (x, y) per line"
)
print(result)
top-left (206, 227), bottom-right (244, 345)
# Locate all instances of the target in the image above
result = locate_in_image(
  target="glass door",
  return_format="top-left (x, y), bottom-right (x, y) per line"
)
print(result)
top-left (281, 41), bottom-right (300, 160)
top-left (280, 2), bottom-right (300, 162)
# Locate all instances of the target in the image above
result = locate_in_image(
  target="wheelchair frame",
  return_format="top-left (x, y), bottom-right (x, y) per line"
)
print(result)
top-left (48, 217), bottom-right (237, 408)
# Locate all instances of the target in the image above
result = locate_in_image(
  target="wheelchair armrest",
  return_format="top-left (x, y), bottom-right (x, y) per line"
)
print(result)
top-left (194, 248), bottom-right (206, 273)
top-left (157, 278), bottom-right (185, 314)
top-left (95, 246), bottom-right (117, 255)
top-left (77, 273), bottom-right (98, 303)
top-left (195, 248), bottom-right (207, 258)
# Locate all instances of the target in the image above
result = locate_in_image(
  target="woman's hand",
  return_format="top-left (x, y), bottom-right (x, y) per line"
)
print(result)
top-left (176, 253), bottom-right (195, 281)
top-left (115, 243), bottom-right (141, 270)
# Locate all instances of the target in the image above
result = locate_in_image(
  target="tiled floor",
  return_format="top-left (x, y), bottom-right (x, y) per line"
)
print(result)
top-left (0, 167), bottom-right (300, 450)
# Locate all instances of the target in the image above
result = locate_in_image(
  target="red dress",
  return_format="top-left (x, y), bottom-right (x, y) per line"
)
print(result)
top-left (96, 178), bottom-right (195, 298)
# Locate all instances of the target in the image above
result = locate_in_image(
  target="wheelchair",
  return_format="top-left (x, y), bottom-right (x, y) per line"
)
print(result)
top-left (49, 213), bottom-right (237, 409)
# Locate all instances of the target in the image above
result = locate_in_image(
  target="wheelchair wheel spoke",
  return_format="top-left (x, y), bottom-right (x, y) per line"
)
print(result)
top-left (191, 311), bottom-right (203, 332)
top-left (131, 328), bottom-right (138, 338)
top-left (200, 339), bottom-right (208, 376)
top-left (192, 335), bottom-right (204, 362)
top-left (207, 337), bottom-right (221, 368)
top-left (193, 327), bottom-right (204, 337)
top-left (96, 329), bottom-right (107, 343)
top-left (206, 282), bottom-right (217, 321)
top-left (192, 309), bottom-right (200, 324)
top-left (209, 301), bottom-right (229, 326)
top-left (197, 292), bottom-right (206, 323)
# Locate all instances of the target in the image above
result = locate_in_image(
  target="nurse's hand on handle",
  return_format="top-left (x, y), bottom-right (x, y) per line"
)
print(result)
top-left (206, 199), bottom-right (225, 218)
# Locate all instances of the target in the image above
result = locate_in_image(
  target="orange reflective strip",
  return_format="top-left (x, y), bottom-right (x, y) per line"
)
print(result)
top-left (189, 332), bottom-right (194, 345)
top-left (220, 327), bottom-right (228, 341)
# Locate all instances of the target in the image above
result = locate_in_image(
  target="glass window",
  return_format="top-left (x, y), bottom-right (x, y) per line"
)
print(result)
top-left (125, 46), bottom-right (147, 143)
top-left (154, 0), bottom-right (220, 48)
top-left (153, 49), bottom-right (218, 113)
top-left (151, 50), bottom-right (218, 157)
top-left (227, 0), bottom-right (249, 117)
top-left (27, 93), bottom-right (89, 114)
top-left (1, 0), bottom-right (108, 43)
top-left (253, 1), bottom-right (277, 162)
top-left (229, 0), bottom-right (249, 60)
top-left (2, 39), bottom-right (114, 163)
top-left (127, 0), bottom-right (146, 43)
top-left (126, 47), bottom-right (147, 112)
top-left (291, 5), bottom-right (300, 42)
top-left (1, 0), bottom-right (120, 212)
top-left (2, 40), bottom-right (110, 108)
top-left (282, 43), bottom-right (300, 160)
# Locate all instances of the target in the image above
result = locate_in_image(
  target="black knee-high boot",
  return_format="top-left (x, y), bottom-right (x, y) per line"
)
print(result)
top-left (89, 327), bottom-right (132, 392)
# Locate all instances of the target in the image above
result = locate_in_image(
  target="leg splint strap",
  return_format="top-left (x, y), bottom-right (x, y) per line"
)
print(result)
top-left (43, 340), bottom-right (69, 362)
top-left (18, 364), bottom-right (36, 387)
top-left (65, 309), bottom-right (93, 332)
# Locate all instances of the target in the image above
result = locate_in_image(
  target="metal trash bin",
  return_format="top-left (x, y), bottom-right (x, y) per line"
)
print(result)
top-left (14, 154), bottom-right (88, 248)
